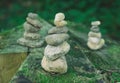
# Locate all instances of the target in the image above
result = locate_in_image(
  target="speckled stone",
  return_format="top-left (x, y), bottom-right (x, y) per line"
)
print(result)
top-left (24, 32), bottom-right (40, 40)
top-left (88, 32), bottom-right (101, 38)
top-left (24, 22), bottom-right (39, 32)
top-left (48, 27), bottom-right (68, 34)
top-left (44, 41), bottom-right (70, 61)
top-left (45, 33), bottom-right (69, 46)
top-left (87, 38), bottom-right (105, 50)
top-left (17, 38), bottom-right (44, 48)
top-left (26, 17), bottom-right (41, 29)
top-left (41, 55), bottom-right (67, 74)
top-left (90, 26), bottom-right (100, 32)
top-left (28, 12), bottom-right (39, 19)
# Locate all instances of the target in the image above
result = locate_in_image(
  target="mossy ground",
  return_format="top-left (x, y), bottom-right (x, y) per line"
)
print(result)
top-left (2, 21), bottom-right (119, 83)
top-left (10, 38), bottom-right (107, 83)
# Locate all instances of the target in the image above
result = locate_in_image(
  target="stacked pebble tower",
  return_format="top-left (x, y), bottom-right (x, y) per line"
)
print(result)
top-left (41, 13), bottom-right (70, 74)
top-left (87, 21), bottom-right (105, 50)
top-left (17, 13), bottom-right (44, 48)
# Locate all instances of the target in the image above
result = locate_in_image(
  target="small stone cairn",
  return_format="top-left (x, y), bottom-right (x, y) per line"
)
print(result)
top-left (17, 13), bottom-right (44, 48)
top-left (87, 21), bottom-right (105, 50)
top-left (41, 13), bottom-right (70, 74)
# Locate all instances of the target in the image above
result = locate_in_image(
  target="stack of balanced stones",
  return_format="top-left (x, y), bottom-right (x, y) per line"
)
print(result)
top-left (87, 21), bottom-right (105, 50)
top-left (41, 13), bottom-right (70, 74)
top-left (17, 13), bottom-right (44, 48)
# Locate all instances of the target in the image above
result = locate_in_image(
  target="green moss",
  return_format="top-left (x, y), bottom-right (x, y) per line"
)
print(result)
top-left (68, 22), bottom-right (89, 34)
top-left (38, 69), bottom-right (76, 83)
top-left (108, 45), bottom-right (120, 55)
top-left (21, 67), bottom-right (96, 83)
top-left (0, 25), bottom-right (23, 49)
top-left (108, 45), bottom-right (120, 68)
top-left (10, 38), bottom-right (99, 83)
top-left (111, 72), bottom-right (120, 82)
top-left (0, 25), bottom-right (23, 36)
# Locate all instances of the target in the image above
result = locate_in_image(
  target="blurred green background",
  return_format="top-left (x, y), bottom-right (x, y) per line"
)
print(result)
top-left (0, 0), bottom-right (120, 40)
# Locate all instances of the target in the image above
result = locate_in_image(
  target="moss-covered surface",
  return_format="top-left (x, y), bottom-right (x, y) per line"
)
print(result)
top-left (0, 25), bottom-right (27, 83)
top-left (0, 17), bottom-right (118, 83)
top-left (0, 25), bottom-right (23, 49)
top-left (10, 41), bottom-right (105, 83)
top-left (111, 72), bottom-right (120, 82)
top-left (68, 23), bottom-right (120, 83)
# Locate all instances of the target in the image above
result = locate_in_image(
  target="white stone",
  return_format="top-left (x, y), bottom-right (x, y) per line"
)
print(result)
top-left (45, 33), bottom-right (69, 46)
top-left (54, 13), bottom-right (67, 27)
top-left (44, 41), bottom-right (70, 61)
top-left (87, 32), bottom-right (105, 50)
top-left (54, 13), bottom-right (65, 21)
top-left (87, 38), bottom-right (105, 50)
top-left (91, 21), bottom-right (101, 26)
top-left (88, 32), bottom-right (101, 38)
top-left (54, 21), bottom-right (67, 27)
top-left (88, 37), bottom-right (100, 44)
top-left (41, 56), bottom-right (67, 74)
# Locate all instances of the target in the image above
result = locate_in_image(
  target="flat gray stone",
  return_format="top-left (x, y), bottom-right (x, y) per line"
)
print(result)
top-left (45, 33), bottom-right (69, 46)
top-left (48, 27), bottom-right (68, 34)
top-left (90, 26), bottom-right (100, 32)
top-left (44, 41), bottom-right (70, 61)
top-left (26, 17), bottom-right (41, 29)
top-left (17, 38), bottom-right (44, 48)
top-left (28, 12), bottom-right (39, 20)
top-left (24, 22), bottom-right (40, 32)
top-left (24, 32), bottom-right (40, 40)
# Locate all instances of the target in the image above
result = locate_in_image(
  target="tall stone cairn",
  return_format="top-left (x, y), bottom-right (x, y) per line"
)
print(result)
top-left (41, 13), bottom-right (70, 74)
top-left (17, 13), bottom-right (44, 48)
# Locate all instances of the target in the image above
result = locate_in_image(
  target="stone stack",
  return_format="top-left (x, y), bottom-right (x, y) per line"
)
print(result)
top-left (41, 13), bottom-right (70, 74)
top-left (87, 21), bottom-right (105, 50)
top-left (17, 13), bottom-right (44, 48)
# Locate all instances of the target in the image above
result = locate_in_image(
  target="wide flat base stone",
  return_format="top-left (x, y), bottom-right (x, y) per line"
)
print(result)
top-left (41, 56), bottom-right (67, 74)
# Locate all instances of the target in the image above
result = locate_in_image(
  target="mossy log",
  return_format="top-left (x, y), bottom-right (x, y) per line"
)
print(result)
top-left (0, 17), bottom-right (119, 83)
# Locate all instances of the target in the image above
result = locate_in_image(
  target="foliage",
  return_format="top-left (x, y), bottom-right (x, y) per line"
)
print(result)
top-left (0, 0), bottom-right (120, 40)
